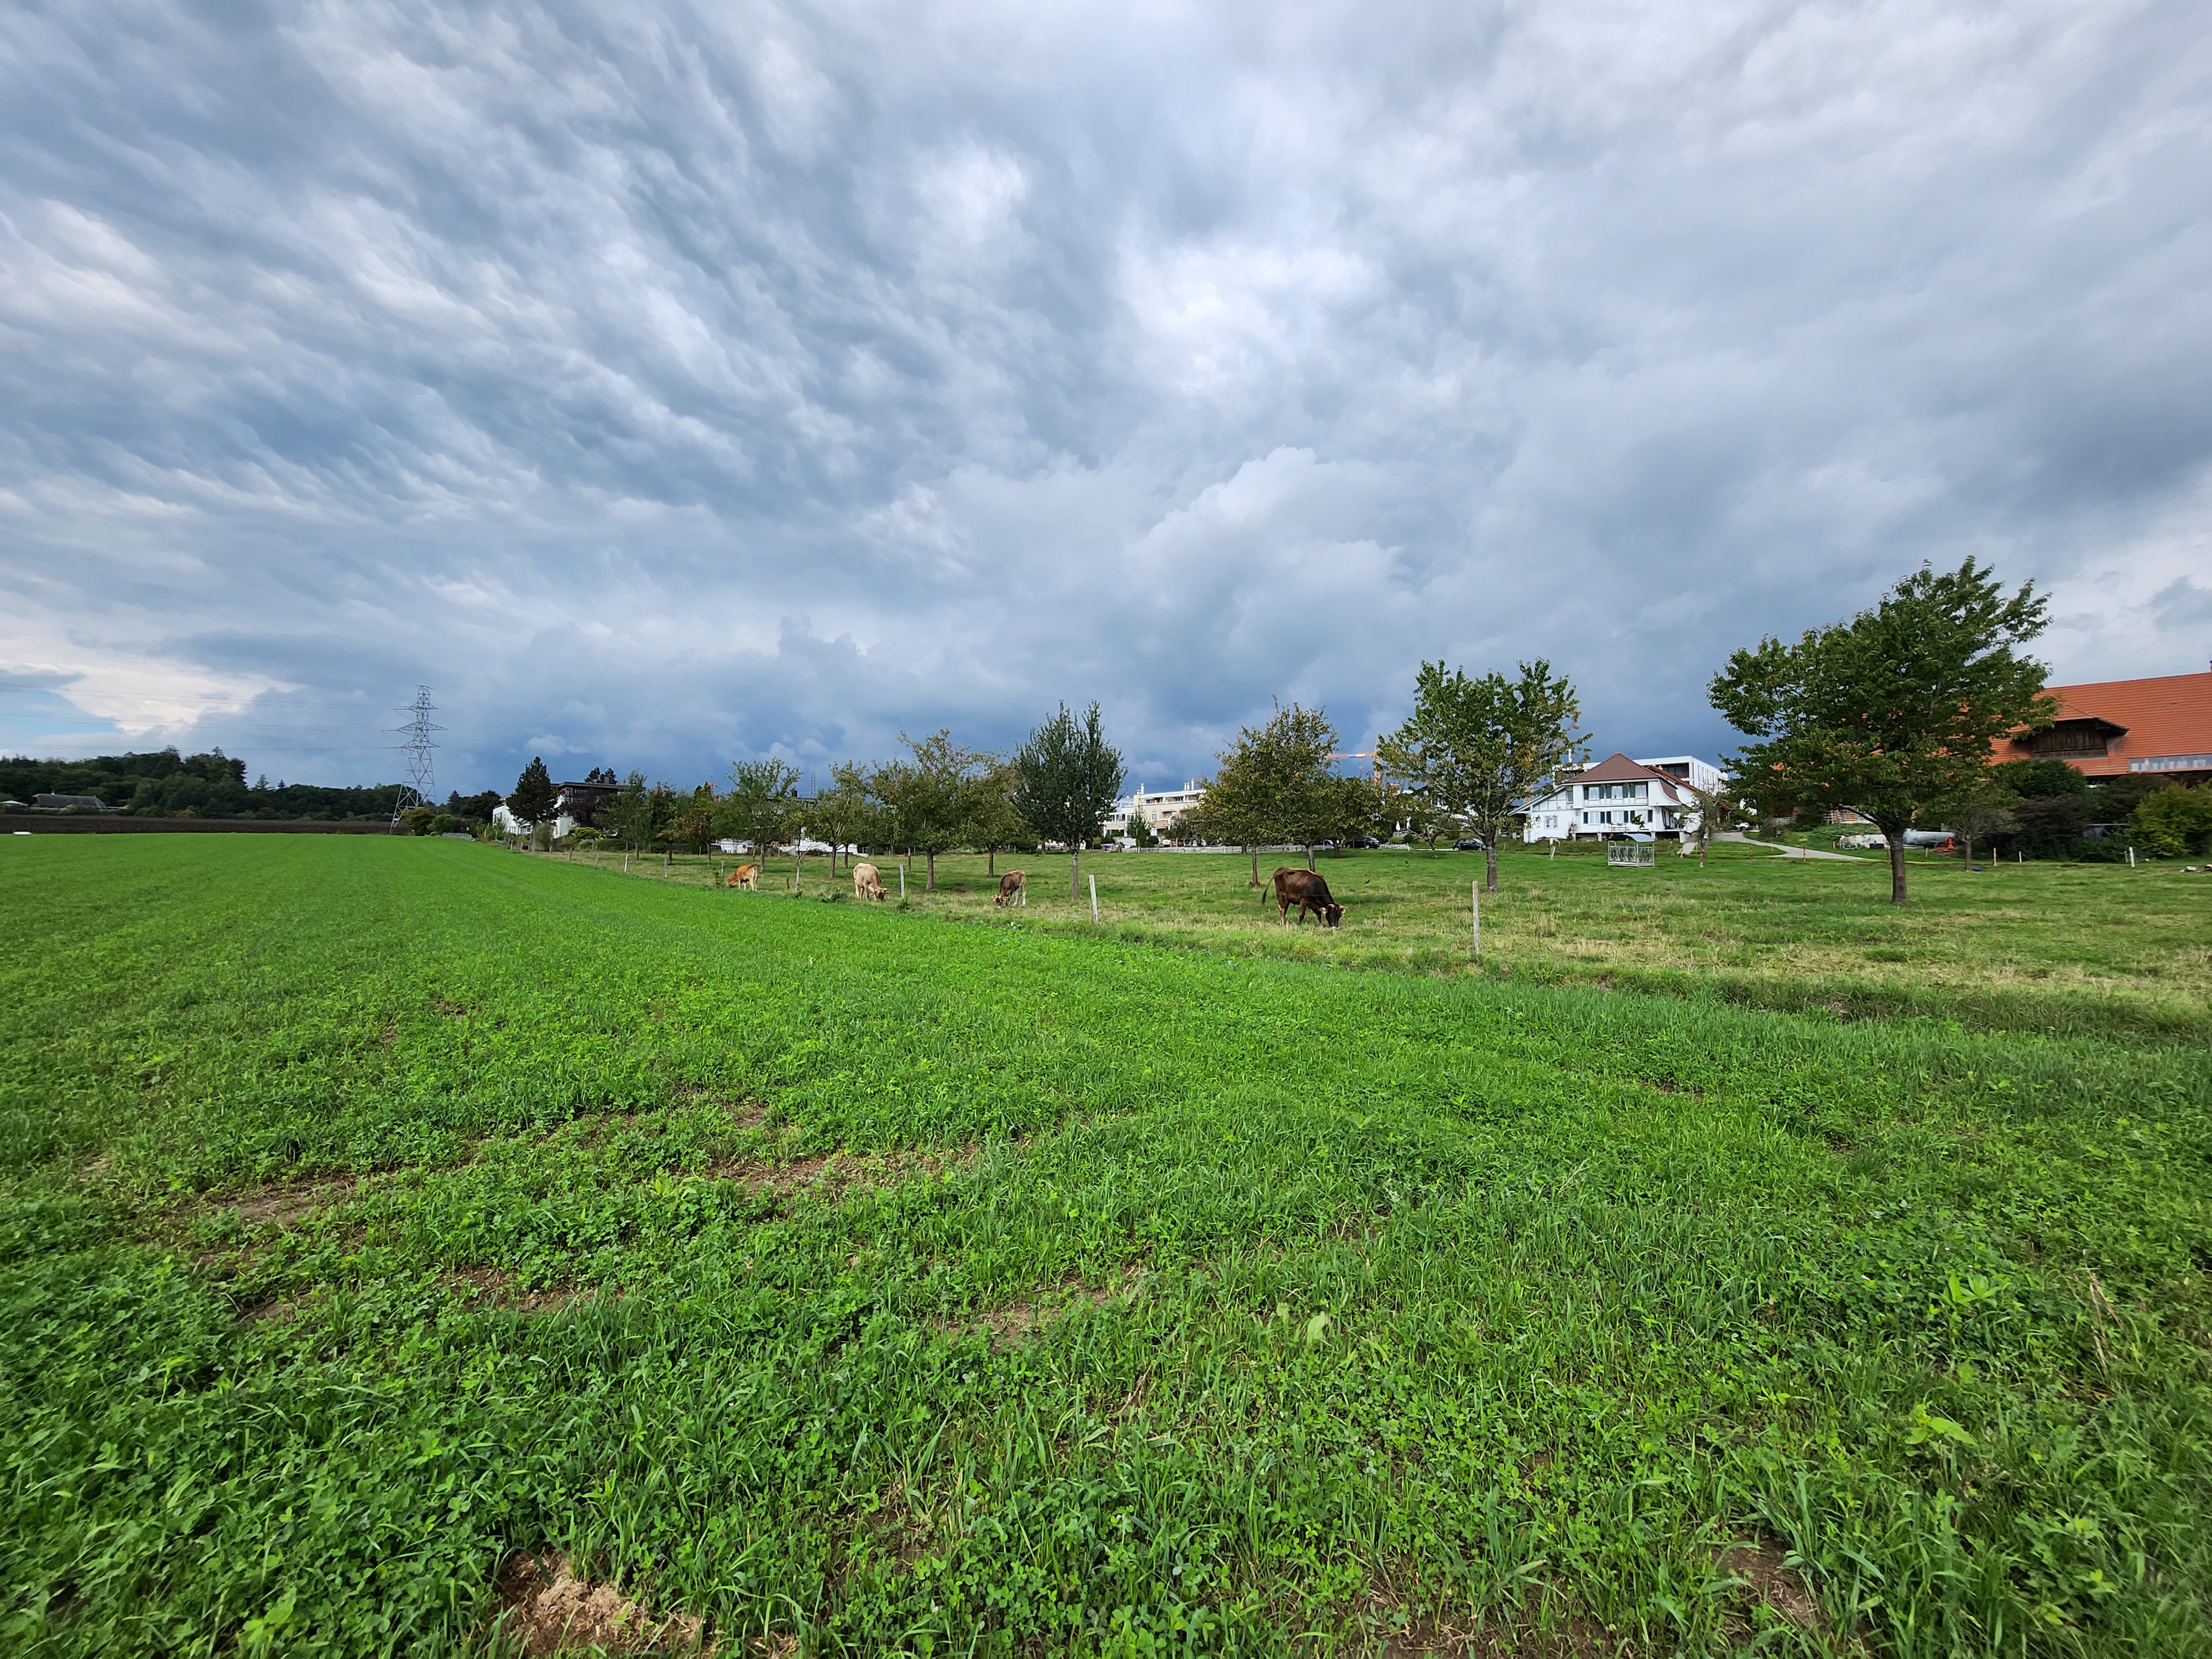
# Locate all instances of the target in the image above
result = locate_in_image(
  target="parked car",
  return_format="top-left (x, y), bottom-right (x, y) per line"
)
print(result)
top-left (1453, 837), bottom-right (1483, 851)
top-left (1347, 835), bottom-right (1380, 849)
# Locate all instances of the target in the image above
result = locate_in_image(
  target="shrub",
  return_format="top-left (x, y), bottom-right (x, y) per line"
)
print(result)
top-left (2129, 785), bottom-right (2212, 858)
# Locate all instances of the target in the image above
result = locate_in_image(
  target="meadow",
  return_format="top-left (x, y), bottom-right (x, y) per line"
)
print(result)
top-left (579, 839), bottom-right (2212, 1041)
top-left (2, 836), bottom-right (2208, 1657)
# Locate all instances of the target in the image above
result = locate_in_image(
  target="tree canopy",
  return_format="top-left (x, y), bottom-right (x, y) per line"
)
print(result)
top-left (1708, 557), bottom-right (2052, 904)
top-left (1012, 702), bottom-right (1125, 901)
top-left (1184, 700), bottom-right (1350, 879)
top-left (877, 731), bottom-right (988, 890)
top-left (1378, 660), bottom-right (1583, 892)
top-left (719, 759), bottom-right (802, 856)
top-left (508, 757), bottom-right (557, 830)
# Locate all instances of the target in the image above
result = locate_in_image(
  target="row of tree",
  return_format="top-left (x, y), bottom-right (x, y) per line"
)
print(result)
top-left (495, 556), bottom-right (2202, 910)
top-left (506, 705), bottom-right (1129, 901)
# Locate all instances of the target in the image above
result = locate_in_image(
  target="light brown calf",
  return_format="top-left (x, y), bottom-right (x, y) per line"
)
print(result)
top-left (852, 861), bottom-right (889, 902)
top-left (726, 863), bottom-right (760, 890)
top-left (995, 870), bottom-right (1027, 907)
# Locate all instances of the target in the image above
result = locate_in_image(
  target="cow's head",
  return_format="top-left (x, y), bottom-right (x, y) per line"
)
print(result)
top-left (1323, 902), bottom-right (1344, 928)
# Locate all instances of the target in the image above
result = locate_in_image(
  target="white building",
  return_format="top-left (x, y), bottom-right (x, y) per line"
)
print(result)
top-left (1521, 753), bottom-right (1728, 843)
top-left (493, 801), bottom-right (575, 838)
top-left (1104, 781), bottom-right (1206, 844)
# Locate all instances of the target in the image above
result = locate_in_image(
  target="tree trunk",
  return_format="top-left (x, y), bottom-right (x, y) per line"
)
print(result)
top-left (1305, 843), bottom-right (1315, 872)
top-left (926, 848), bottom-right (936, 891)
top-left (1484, 838), bottom-right (1499, 894)
top-left (988, 846), bottom-right (996, 876)
top-left (1071, 840), bottom-right (1082, 902)
top-left (1886, 832), bottom-right (1909, 905)
top-left (1248, 847), bottom-right (1261, 887)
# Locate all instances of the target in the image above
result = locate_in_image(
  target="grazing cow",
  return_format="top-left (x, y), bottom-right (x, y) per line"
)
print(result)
top-left (995, 870), bottom-right (1027, 907)
top-left (726, 863), bottom-right (760, 890)
top-left (852, 861), bottom-right (889, 902)
top-left (1271, 866), bottom-right (1344, 928)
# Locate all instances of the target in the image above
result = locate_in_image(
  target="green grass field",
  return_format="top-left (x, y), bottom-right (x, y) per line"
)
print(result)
top-left (3, 836), bottom-right (2208, 1656)
top-left (582, 840), bottom-right (2212, 1041)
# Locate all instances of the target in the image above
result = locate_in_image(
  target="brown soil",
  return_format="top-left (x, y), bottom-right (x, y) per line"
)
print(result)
top-left (1358, 1582), bottom-right (1609, 1657)
top-left (1720, 1539), bottom-right (1820, 1632)
top-left (494, 1554), bottom-right (705, 1656)
top-left (940, 1275), bottom-right (1139, 1348)
top-left (218, 1177), bottom-right (355, 1227)
top-left (445, 1268), bottom-right (592, 1315)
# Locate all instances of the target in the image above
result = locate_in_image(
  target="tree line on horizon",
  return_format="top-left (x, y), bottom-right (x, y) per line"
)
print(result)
top-left (12, 561), bottom-right (2205, 896)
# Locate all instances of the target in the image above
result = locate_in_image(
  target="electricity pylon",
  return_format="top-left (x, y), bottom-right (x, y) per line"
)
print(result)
top-left (388, 686), bottom-right (443, 831)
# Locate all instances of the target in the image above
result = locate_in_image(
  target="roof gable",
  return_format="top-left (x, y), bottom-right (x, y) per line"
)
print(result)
top-left (1569, 751), bottom-right (1671, 784)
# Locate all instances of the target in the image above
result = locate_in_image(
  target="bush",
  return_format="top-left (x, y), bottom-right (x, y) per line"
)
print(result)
top-left (2129, 785), bottom-right (2212, 858)
top-left (1991, 758), bottom-right (2088, 798)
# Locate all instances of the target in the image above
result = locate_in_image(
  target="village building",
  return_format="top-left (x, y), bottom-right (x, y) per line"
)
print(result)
top-left (1998, 669), bottom-right (2212, 785)
top-left (1521, 754), bottom-right (1728, 843)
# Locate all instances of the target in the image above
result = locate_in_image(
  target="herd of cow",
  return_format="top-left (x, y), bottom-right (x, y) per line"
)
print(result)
top-left (719, 860), bottom-right (1344, 926)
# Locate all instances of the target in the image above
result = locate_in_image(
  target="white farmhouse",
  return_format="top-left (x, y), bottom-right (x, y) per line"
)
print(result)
top-left (1521, 753), bottom-right (1728, 843)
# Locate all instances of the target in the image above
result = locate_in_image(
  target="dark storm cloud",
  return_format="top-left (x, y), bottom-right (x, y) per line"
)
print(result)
top-left (3, 0), bottom-right (2209, 791)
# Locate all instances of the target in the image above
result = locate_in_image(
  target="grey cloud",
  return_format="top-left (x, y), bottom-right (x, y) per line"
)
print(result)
top-left (3, 0), bottom-right (2209, 794)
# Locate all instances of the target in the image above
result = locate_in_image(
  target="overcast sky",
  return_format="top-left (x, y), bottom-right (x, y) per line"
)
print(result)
top-left (4, 0), bottom-right (2209, 796)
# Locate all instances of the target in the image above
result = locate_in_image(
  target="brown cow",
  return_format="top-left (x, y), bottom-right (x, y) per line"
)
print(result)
top-left (852, 861), bottom-right (889, 902)
top-left (994, 870), bottom-right (1027, 907)
top-left (726, 863), bottom-right (760, 890)
top-left (1272, 866), bottom-right (1344, 927)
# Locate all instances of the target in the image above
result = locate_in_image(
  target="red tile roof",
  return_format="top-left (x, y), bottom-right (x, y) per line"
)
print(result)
top-left (2001, 671), bottom-right (2212, 777)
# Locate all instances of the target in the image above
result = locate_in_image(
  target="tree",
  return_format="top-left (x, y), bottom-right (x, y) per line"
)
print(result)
top-left (1381, 778), bottom-right (1458, 856)
top-left (1708, 557), bottom-right (2053, 904)
top-left (722, 759), bottom-right (802, 860)
top-left (508, 757), bottom-right (557, 843)
top-left (884, 730), bottom-right (981, 891)
top-left (1012, 702), bottom-right (1126, 901)
top-left (1379, 660), bottom-right (1584, 893)
top-left (966, 757), bottom-right (1026, 875)
top-left (810, 763), bottom-right (877, 872)
top-left (1990, 758), bottom-right (2086, 800)
top-left (1929, 776), bottom-right (2018, 869)
top-left (1678, 779), bottom-right (1741, 868)
top-left (1180, 753), bottom-right (1271, 886)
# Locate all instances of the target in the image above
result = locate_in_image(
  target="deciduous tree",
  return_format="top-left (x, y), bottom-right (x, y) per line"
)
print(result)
top-left (721, 759), bottom-right (802, 861)
top-left (884, 730), bottom-right (982, 891)
top-left (1708, 558), bottom-right (2053, 904)
top-left (1013, 702), bottom-right (1126, 901)
top-left (1379, 661), bottom-right (1583, 893)
top-left (966, 757), bottom-right (1026, 875)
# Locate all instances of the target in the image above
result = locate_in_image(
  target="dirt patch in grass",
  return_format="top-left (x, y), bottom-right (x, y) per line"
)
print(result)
top-left (1356, 1577), bottom-right (1610, 1656)
top-left (445, 1267), bottom-right (598, 1316)
top-left (218, 1176), bottom-right (356, 1227)
top-left (940, 1274), bottom-right (1142, 1348)
top-left (1720, 1539), bottom-right (1820, 1634)
top-left (494, 1554), bottom-right (705, 1655)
